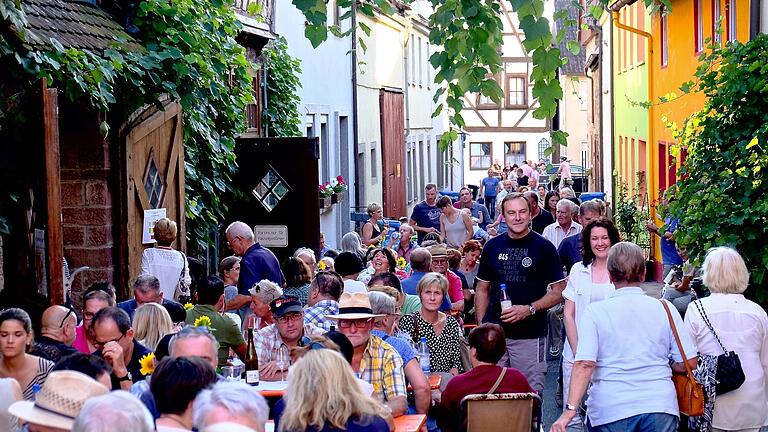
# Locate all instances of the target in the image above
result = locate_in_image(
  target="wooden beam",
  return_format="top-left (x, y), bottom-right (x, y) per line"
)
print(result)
top-left (42, 80), bottom-right (64, 305)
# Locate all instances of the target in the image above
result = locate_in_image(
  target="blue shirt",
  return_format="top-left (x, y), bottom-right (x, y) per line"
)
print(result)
top-left (401, 271), bottom-right (452, 311)
top-left (410, 201), bottom-right (441, 243)
top-left (237, 243), bottom-right (284, 295)
top-left (481, 177), bottom-right (501, 197)
top-left (558, 233), bottom-right (583, 274)
top-left (117, 298), bottom-right (183, 320)
top-left (660, 218), bottom-right (683, 266)
top-left (372, 330), bottom-right (416, 365)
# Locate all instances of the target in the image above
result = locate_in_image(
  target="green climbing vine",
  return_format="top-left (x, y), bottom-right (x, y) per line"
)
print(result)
top-left (263, 37), bottom-right (303, 137)
top-left (0, 0), bottom-right (253, 252)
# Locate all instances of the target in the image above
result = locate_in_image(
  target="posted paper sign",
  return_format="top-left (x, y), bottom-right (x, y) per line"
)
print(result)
top-left (143, 208), bottom-right (167, 244)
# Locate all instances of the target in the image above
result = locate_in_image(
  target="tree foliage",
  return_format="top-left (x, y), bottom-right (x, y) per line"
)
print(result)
top-left (668, 34), bottom-right (768, 299)
top-left (0, 0), bottom-right (253, 253)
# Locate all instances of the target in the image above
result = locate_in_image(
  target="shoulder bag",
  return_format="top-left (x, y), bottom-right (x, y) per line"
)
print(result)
top-left (660, 300), bottom-right (704, 417)
top-left (691, 298), bottom-right (745, 395)
top-left (174, 250), bottom-right (190, 302)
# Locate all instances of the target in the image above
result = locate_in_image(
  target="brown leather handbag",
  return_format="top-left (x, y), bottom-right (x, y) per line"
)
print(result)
top-left (660, 300), bottom-right (705, 417)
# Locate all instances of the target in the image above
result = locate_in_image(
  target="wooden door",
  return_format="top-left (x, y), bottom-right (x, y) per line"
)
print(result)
top-left (230, 137), bottom-right (320, 264)
top-left (379, 89), bottom-right (406, 218)
top-left (118, 100), bottom-right (185, 296)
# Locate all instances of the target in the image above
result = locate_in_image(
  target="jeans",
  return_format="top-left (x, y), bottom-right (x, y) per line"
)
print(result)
top-left (661, 288), bottom-right (692, 316)
top-left (485, 195), bottom-right (496, 219)
top-left (587, 413), bottom-right (678, 432)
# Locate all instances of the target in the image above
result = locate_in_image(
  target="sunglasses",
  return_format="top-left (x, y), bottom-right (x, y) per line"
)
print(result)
top-left (59, 304), bottom-right (76, 328)
top-left (299, 336), bottom-right (329, 350)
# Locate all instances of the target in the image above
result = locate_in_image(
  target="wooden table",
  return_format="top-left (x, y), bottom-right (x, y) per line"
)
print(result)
top-left (394, 414), bottom-right (427, 432)
top-left (407, 373), bottom-right (442, 391)
top-left (257, 380), bottom-right (289, 398)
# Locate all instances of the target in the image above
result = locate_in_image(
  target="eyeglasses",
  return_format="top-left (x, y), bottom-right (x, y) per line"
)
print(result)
top-left (93, 333), bottom-right (125, 350)
top-left (59, 305), bottom-right (75, 328)
top-left (275, 312), bottom-right (302, 324)
top-left (338, 318), bottom-right (372, 329)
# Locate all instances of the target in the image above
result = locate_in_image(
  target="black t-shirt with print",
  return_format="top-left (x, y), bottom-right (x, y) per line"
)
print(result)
top-left (476, 230), bottom-right (564, 339)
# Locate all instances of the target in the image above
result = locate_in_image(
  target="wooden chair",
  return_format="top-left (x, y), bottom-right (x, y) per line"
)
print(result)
top-left (460, 392), bottom-right (542, 432)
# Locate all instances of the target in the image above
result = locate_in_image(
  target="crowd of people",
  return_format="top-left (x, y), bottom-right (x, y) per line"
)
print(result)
top-left (1, 181), bottom-right (767, 432)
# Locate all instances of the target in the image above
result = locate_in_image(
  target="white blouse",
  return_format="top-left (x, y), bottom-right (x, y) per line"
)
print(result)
top-left (684, 293), bottom-right (768, 430)
top-left (562, 262), bottom-right (614, 361)
top-left (139, 247), bottom-right (191, 300)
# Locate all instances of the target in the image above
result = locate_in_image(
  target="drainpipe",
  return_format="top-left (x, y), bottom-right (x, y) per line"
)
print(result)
top-left (351, 1), bottom-right (361, 208)
top-left (750, 0), bottom-right (761, 40)
top-left (611, 3), bottom-right (657, 254)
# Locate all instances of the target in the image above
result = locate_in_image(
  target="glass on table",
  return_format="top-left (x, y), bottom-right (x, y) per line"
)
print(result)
top-left (221, 365), bottom-right (237, 380)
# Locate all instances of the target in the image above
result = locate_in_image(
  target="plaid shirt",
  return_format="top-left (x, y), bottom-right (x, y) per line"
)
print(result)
top-left (253, 323), bottom-right (325, 364)
top-left (357, 334), bottom-right (406, 403)
top-left (303, 300), bottom-right (339, 331)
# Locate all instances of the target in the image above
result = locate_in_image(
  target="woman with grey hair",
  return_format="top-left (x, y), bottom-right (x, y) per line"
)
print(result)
top-left (72, 391), bottom-right (154, 432)
top-left (341, 231), bottom-right (367, 262)
top-left (684, 247), bottom-right (768, 432)
top-left (552, 242), bottom-right (698, 432)
top-left (246, 279), bottom-right (283, 330)
top-left (193, 381), bottom-right (269, 431)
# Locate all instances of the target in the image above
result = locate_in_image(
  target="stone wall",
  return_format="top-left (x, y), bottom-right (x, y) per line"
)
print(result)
top-left (59, 103), bottom-right (116, 307)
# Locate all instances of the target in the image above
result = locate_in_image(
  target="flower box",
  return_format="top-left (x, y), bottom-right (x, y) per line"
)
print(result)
top-left (331, 191), bottom-right (346, 204)
top-left (319, 196), bottom-right (332, 213)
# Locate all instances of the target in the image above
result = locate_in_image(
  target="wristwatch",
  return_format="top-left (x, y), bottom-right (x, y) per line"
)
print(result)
top-left (528, 304), bottom-right (537, 315)
top-left (565, 403), bottom-right (578, 412)
top-left (115, 371), bottom-right (132, 382)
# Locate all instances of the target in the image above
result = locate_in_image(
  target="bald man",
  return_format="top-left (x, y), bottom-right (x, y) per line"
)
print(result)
top-left (30, 305), bottom-right (79, 362)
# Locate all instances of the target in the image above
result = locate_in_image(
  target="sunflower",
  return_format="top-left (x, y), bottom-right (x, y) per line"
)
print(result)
top-left (396, 257), bottom-right (407, 269)
top-left (317, 260), bottom-right (327, 271)
top-left (139, 353), bottom-right (156, 376)
top-left (183, 302), bottom-right (194, 310)
top-left (194, 315), bottom-right (212, 328)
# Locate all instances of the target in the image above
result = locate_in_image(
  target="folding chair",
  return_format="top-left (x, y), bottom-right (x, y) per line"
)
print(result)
top-left (460, 392), bottom-right (542, 432)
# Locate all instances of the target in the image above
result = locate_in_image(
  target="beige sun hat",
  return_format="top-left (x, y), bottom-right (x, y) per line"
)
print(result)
top-left (9, 370), bottom-right (108, 430)
top-left (325, 292), bottom-right (385, 320)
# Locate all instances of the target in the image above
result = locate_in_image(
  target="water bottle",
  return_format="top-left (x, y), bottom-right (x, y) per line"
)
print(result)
top-left (418, 337), bottom-right (431, 375)
top-left (500, 284), bottom-right (512, 310)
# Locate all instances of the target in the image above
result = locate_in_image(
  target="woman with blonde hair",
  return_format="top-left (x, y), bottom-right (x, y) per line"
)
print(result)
top-left (275, 348), bottom-right (390, 432)
top-left (140, 217), bottom-right (191, 301)
top-left (133, 303), bottom-right (174, 351)
top-left (362, 202), bottom-right (386, 247)
top-left (684, 247), bottom-right (768, 432)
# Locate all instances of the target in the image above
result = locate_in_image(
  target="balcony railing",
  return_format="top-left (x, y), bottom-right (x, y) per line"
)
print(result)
top-left (233, 0), bottom-right (274, 34)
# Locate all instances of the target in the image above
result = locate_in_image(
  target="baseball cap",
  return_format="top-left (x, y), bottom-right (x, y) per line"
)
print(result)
top-left (269, 295), bottom-right (302, 318)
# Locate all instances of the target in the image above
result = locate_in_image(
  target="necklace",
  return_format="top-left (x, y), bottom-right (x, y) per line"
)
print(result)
top-left (159, 414), bottom-right (188, 429)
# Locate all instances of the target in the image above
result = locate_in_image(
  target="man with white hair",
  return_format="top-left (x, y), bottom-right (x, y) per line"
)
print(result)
top-left (72, 390), bottom-right (155, 432)
top-left (225, 221), bottom-right (284, 310)
top-left (193, 381), bottom-right (269, 432)
top-left (542, 199), bottom-right (582, 249)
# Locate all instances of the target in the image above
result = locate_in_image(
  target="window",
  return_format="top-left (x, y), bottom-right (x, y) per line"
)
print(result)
top-left (305, 114), bottom-right (315, 137)
top-left (333, 0), bottom-right (341, 27)
top-left (538, 138), bottom-right (550, 162)
top-left (476, 74), bottom-right (500, 108)
top-left (506, 75), bottom-right (527, 108)
top-left (504, 142), bottom-right (526, 166)
top-left (726, 0), bottom-right (736, 41)
top-left (426, 42), bottom-right (431, 88)
top-left (143, 153), bottom-right (164, 209)
top-left (357, 149), bottom-right (366, 204)
top-left (637, 2), bottom-right (646, 62)
top-left (417, 37), bottom-right (423, 86)
top-left (694, 0), bottom-right (703, 53)
top-left (712, 0), bottom-right (722, 45)
top-left (661, 10), bottom-right (669, 66)
top-left (418, 139), bottom-right (425, 192)
top-left (319, 115), bottom-right (330, 183)
top-left (406, 143), bottom-right (413, 203)
top-left (469, 143), bottom-right (492, 170)
top-left (410, 35), bottom-right (416, 85)
top-left (370, 143), bottom-right (378, 181)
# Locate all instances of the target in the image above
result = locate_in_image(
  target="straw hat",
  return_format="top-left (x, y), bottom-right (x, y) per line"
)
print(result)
top-left (9, 370), bottom-right (108, 430)
top-left (429, 245), bottom-right (449, 258)
top-left (325, 292), bottom-right (384, 320)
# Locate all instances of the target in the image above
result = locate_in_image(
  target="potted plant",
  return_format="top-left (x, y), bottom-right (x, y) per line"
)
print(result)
top-left (319, 183), bottom-right (333, 212)
top-left (330, 175), bottom-right (347, 204)
top-left (613, 176), bottom-right (653, 279)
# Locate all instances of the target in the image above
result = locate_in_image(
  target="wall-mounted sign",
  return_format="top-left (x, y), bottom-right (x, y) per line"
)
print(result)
top-left (253, 225), bottom-right (289, 248)
top-left (142, 208), bottom-right (167, 244)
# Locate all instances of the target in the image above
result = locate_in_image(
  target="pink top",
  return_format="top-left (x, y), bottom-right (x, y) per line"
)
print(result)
top-left (559, 161), bottom-right (572, 178)
top-left (445, 270), bottom-right (464, 303)
top-left (73, 324), bottom-right (92, 353)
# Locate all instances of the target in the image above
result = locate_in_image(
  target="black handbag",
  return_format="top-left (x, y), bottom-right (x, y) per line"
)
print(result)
top-left (691, 297), bottom-right (745, 395)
